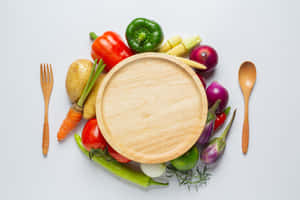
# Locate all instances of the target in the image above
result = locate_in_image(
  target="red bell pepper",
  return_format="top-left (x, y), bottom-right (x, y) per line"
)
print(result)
top-left (90, 31), bottom-right (133, 72)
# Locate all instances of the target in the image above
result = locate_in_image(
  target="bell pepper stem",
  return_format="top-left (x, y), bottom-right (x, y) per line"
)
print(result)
top-left (90, 32), bottom-right (98, 41)
top-left (220, 109), bottom-right (237, 140)
top-left (137, 32), bottom-right (146, 42)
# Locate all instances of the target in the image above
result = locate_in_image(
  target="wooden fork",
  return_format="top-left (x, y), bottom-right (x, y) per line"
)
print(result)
top-left (40, 64), bottom-right (53, 156)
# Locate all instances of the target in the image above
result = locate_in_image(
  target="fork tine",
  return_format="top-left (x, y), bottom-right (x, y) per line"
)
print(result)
top-left (50, 64), bottom-right (54, 86)
top-left (43, 64), bottom-right (47, 83)
top-left (47, 64), bottom-right (50, 83)
top-left (40, 64), bottom-right (43, 85)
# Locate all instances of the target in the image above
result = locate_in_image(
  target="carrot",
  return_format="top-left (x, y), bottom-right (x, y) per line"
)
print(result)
top-left (57, 105), bottom-right (82, 141)
top-left (57, 59), bottom-right (105, 141)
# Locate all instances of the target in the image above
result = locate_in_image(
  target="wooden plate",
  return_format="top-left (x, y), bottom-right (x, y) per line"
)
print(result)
top-left (96, 53), bottom-right (207, 163)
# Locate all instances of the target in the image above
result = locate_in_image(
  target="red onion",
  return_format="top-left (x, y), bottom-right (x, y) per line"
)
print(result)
top-left (206, 81), bottom-right (229, 113)
top-left (190, 45), bottom-right (218, 73)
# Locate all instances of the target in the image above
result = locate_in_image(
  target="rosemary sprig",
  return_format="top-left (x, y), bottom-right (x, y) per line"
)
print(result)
top-left (166, 165), bottom-right (211, 190)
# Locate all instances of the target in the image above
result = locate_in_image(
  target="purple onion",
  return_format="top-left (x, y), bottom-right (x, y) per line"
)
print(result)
top-left (190, 45), bottom-right (218, 73)
top-left (206, 81), bottom-right (229, 113)
top-left (198, 120), bottom-right (214, 145)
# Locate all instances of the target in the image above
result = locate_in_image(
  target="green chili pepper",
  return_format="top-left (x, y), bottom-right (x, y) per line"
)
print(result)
top-left (126, 18), bottom-right (163, 53)
top-left (74, 134), bottom-right (168, 187)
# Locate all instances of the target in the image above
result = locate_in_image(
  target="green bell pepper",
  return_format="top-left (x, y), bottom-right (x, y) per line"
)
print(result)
top-left (171, 146), bottom-right (199, 171)
top-left (126, 18), bottom-right (163, 53)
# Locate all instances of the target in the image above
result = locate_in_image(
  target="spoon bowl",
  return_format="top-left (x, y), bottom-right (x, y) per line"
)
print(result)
top-left (238, 61), bottom-right (256, 154)
top-left (239, 61), bottom-right (256, 92)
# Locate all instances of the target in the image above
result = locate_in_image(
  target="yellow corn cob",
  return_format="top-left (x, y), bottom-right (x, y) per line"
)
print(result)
top-left (174, 56), bottom-right (206, 70)
top-left (159, 36), bottom-right (182, 52)
top-left (167, 36), bottom-right (201, 56)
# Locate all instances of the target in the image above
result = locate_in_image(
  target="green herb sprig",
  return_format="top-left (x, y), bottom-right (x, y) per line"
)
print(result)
top-left (166, 165), bottom-right (211, 191)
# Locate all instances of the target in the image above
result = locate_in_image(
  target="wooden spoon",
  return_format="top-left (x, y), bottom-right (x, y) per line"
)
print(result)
top-left (238, 61), bottom-right (256, 154)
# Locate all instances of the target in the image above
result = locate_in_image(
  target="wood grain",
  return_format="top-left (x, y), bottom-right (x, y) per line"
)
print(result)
top-left (239, 61), bottom-right (256, 155)
top-left (242, 96), bottom-right (249, 154)
top-left (40, 64), bottom-right (53, 156)
top-left (96, 53), bottom-right (207, 163)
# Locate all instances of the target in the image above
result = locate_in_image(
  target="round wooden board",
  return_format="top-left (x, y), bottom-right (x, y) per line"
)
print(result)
top-left (96, 53), bottom-right (207, 163)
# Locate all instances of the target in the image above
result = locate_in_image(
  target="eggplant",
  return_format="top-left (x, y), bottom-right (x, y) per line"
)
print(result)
top-left (198, 99), bottom-right (221, 145)
top-left (201, 109), bottom-right (237, 164)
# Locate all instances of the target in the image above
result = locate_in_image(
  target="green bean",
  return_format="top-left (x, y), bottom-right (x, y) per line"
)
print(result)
top-left (74, 134), bottom-right (168, 187)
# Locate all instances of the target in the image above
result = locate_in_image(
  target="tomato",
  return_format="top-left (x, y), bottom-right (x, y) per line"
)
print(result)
top-left (82, 118), bottom-right (106, 151)
top-left (91, 31), bottom-right (133, 72)
top-left (107, 145), bottom-right (131, 163)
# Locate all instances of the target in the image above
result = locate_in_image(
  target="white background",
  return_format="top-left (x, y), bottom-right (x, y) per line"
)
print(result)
top-left (1, 0), bottom-right (300, 199)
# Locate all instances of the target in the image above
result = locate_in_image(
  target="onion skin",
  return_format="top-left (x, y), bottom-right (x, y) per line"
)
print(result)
top-left (140, 163), bottom-right (166, 178)
top-left (190, 45), bottom-right (218, 73)
top-left (206, 81), bottom-right (229, 113)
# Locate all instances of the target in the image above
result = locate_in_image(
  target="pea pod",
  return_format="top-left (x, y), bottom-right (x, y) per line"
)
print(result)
top-left (74, 134), bottom-right (168, 187)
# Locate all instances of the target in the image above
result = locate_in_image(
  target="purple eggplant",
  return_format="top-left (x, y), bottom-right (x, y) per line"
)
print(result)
top-left (201, 109), bottom-right (237, 164)
top-left (198, 120), bottom-right (214, 145)
top-left (198, 99), bottom-right (221, 145)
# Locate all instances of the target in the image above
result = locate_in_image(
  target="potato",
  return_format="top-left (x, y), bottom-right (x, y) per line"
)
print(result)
top-left (65, 59), bottom-right (93, 103)
top-left (83, 73), bottom-right (106, 119)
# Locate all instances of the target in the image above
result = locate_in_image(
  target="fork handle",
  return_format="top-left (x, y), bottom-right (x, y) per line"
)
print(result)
top-left (42, 116), bottom-right (49, 156)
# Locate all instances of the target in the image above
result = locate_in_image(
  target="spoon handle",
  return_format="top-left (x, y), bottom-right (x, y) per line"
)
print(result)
top-left (242, 97), bottom-right (249, 154)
